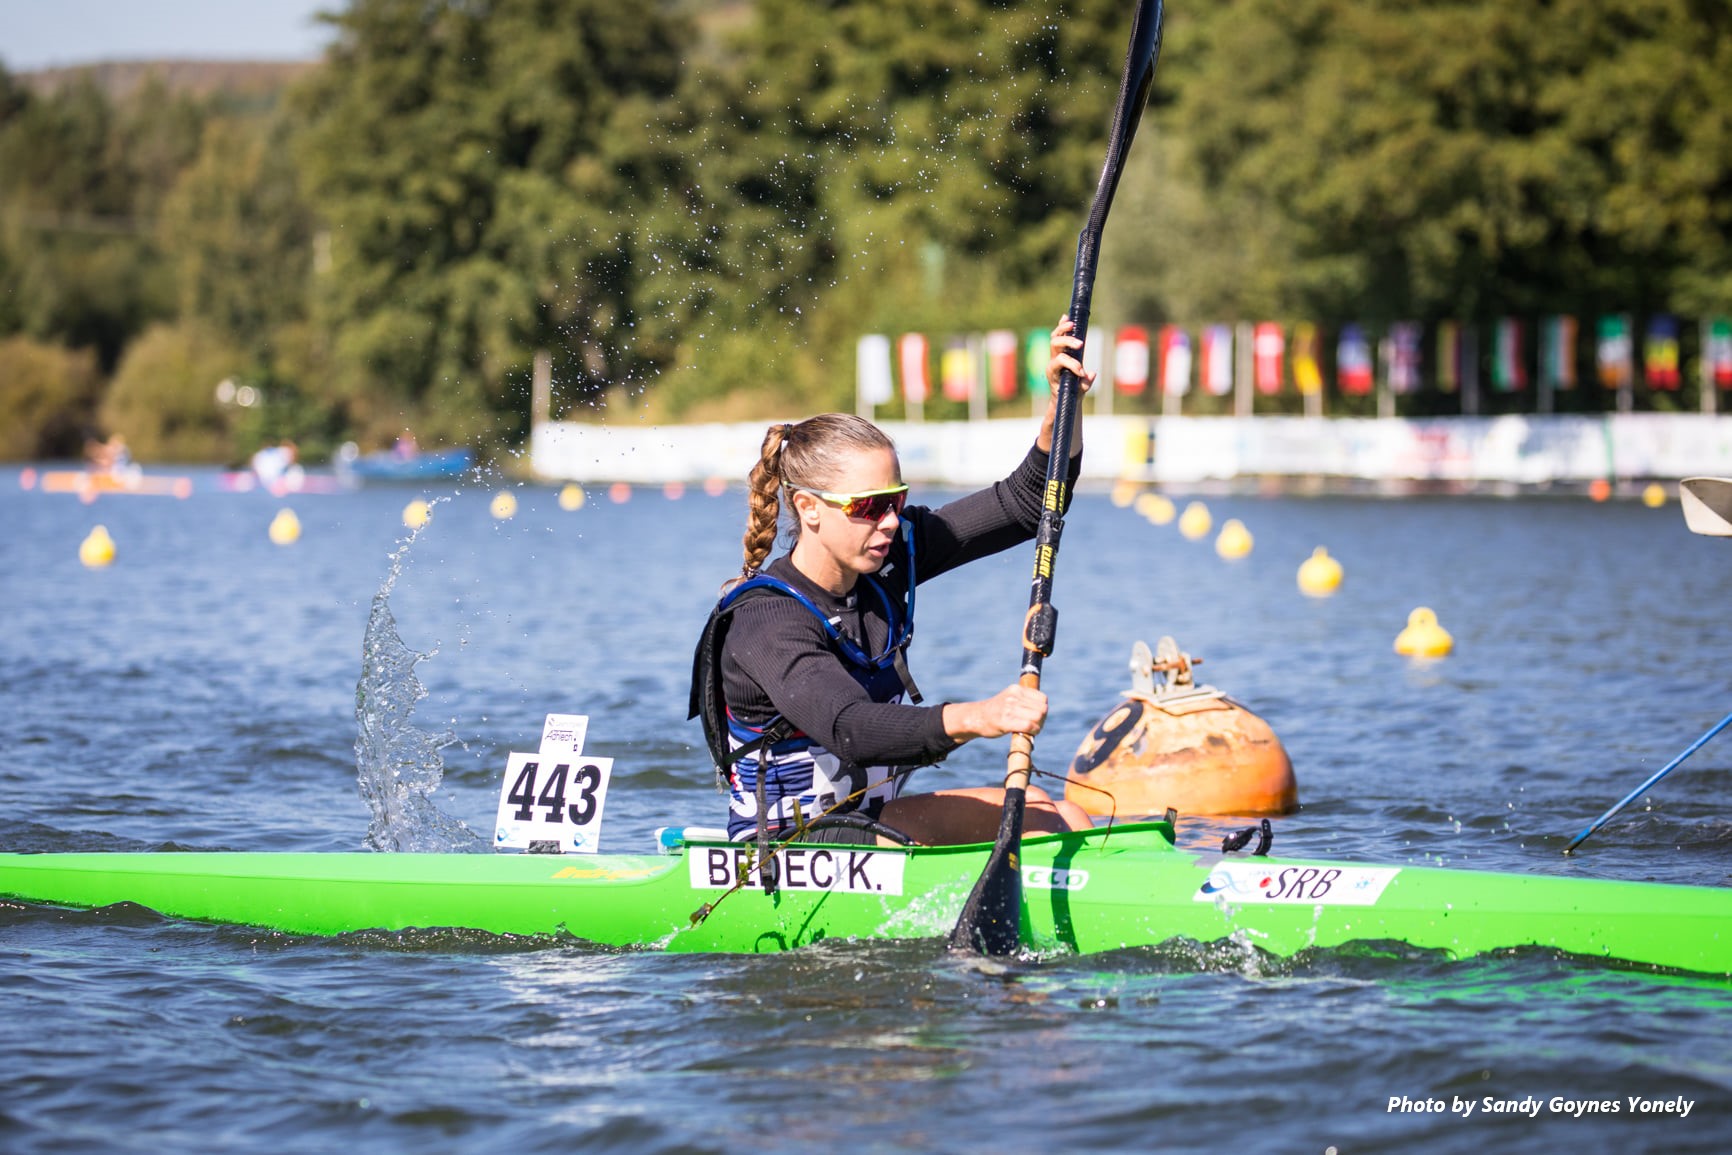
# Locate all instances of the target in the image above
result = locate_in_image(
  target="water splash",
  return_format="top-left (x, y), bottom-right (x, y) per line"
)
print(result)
top-left (354, 522), bottom-right (486, 854)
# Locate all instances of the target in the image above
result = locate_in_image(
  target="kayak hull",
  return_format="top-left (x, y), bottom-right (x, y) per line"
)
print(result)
top-left (2, 824), bottom-right (1728, 973)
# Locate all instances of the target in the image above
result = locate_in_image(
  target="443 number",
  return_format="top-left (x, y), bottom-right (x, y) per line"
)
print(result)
top-left (505, 760), bottom-right (604, 826)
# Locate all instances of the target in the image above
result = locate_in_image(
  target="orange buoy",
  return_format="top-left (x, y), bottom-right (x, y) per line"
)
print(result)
top-left (1066, 638), bottom-right (1297, 818)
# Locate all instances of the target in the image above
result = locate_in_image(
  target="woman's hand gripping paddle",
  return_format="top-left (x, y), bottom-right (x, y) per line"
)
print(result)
top-left (948, 0), bottom-right (1167, 956)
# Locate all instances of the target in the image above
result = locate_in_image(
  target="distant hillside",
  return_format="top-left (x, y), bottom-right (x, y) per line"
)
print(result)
top-left (19, 60), bottom-right (317, 103)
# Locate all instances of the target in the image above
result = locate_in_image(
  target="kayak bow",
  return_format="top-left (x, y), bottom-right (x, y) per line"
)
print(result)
top-left (2, 822), bottom-right (1727, 974)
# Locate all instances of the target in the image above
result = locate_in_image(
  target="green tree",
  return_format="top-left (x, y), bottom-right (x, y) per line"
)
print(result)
top-left (644, 0), bottom-right (1140, 416)
top-left (0, 72), bottom-right (207, 368)
top-left (160, 112), bottom-right (314, 356)
top-left (1114, 0), bottom-right (1732, 328)
top-left (100, 320), bottom-right (247, 461)
top-left (291, 0), bottom-right (694, 446)
top-left (0, 335), bottom-right (101, 459)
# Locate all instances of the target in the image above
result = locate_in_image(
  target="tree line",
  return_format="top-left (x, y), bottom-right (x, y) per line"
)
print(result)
top-left (2, 0), bottom-right (1727, 464)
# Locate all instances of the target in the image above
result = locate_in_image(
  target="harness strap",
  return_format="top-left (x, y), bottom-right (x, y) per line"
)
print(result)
top-left (722, 716), bottom-right (797, 770)
top-left (691, 522), bottom-right (921, 798)
top-left (754, 764), bottom-right (774, 893)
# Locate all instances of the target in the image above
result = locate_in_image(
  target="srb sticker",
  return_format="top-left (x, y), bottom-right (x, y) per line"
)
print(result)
top-left (1194, 862), bottom-right (1399, 906)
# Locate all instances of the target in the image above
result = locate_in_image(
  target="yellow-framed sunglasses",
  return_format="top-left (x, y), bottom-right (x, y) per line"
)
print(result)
top-left (792, 484), bottom-right (910, 521)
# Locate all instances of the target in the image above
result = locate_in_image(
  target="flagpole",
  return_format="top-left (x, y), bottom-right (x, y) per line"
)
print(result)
top-left (1703, 318), bottom-right (1718, 415)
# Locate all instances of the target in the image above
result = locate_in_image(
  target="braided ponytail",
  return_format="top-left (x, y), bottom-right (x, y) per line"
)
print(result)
top-left (739, 423), bottom-right (791, 581)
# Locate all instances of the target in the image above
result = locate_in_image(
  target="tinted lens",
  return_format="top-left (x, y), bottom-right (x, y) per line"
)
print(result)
top-left (845, 489), bottom-right (907, 520)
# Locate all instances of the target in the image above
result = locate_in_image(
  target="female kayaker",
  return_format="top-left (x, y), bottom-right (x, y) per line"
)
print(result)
top-left (692, 318), bottom-right (1096, 847)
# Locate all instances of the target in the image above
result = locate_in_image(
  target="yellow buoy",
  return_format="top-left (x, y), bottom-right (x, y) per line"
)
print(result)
top-left (490, 491), bottom-right (518, 520)
top-left (79, 525), bottom-right (115, 568)
top-left (268, 508), bottom-right (301, 545)
top-left (1394, 607), bottom-right (1453, 657)
top-left (1135, 493), bottom-right (1175, 525)
top-left (1297, 547), bottom-right (1343, 597)
top-left (558, 483), bottom-right (585, 511)
top-left (1215, 519), bottom-right (1253, 560)
top-left (1177, 501), bottom-right (1212, 540)
top-left (1110, 479), bottom-right (1140, 508)
top-left (1642, 483), bottom-right (1666, 508)
top-left (403, 499), bottom-right (432, 529)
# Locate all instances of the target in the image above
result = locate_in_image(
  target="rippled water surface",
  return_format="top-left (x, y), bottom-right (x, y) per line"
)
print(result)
top-left (3, 463), bottom-right (1729, 1152)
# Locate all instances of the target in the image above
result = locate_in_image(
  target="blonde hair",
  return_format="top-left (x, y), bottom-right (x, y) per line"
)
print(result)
top-left (736, 413), bottom-right (898, 581)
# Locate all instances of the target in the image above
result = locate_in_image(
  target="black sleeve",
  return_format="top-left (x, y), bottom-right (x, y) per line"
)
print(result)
top-left (723, 595), bottom-right (960, 767)
top-left (911, 442), bottom-right (1082, 582)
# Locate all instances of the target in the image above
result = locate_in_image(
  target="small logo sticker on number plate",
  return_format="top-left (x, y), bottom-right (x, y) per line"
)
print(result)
top-left (688, 846), bottom-right (905, 895)
top-left (1194, 863), bottom-right (1399, 906)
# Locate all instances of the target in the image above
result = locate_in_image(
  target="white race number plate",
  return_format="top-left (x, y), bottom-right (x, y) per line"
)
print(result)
top-left (493, 751), bottom-right (612, 853)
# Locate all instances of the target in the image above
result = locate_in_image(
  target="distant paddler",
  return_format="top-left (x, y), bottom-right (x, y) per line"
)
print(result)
top-left (1067, 637), bottom-right (1297, 817)
top-left (40, 432), bottom-right (191, 499)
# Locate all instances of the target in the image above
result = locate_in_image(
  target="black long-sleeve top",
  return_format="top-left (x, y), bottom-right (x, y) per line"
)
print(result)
top-left (721, 443), bottom-right (1080, 769)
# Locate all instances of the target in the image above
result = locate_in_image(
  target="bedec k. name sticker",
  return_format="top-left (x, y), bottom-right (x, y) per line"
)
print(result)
top-left (688, 846), bottom-right (906, 895)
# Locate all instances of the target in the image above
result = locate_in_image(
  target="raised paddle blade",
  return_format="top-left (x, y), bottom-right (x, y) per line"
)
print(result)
top-left (949, 0), bottom-right (1165, 957)
top-left (1680, 477), bottom-right (1732, 536)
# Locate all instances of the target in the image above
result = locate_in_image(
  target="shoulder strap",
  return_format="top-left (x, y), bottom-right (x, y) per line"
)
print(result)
top-left (688, 550), bottom-right (924, 784)
top-left (688, 581), bottom-right (804, 786)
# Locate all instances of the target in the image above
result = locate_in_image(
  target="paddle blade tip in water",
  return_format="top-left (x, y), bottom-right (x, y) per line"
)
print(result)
top-left (947, 843), bottom-right (1023, 956)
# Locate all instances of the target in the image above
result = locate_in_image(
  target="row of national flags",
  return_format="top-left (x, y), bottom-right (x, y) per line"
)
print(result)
top-left (856, 317), bottom-right (1732, 405)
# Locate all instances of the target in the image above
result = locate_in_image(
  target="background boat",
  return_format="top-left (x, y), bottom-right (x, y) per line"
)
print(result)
top-left (334, 441), bottom-right (474, 484)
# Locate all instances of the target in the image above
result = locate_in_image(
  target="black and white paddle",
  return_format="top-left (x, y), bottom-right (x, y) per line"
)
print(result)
top-left (948, 0), bottom-right (1166, 956)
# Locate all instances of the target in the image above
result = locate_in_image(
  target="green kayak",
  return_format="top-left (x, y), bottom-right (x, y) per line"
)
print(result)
top-left (1, 821), bottom-right (1727, 973)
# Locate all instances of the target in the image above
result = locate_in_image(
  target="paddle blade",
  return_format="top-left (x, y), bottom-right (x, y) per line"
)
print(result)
top-left (1680, 477), bottom-right (1732, 536)
top-left (1081, 0), bottom-right (1166, 239)
top-left (947, 788), bottom-right (1026, 955)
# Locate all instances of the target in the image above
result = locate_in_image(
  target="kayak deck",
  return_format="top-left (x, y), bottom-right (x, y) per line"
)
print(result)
top-left (2, 823), bottom-right (1728, 974)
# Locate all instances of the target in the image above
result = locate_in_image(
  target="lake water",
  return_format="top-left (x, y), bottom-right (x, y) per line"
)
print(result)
top-left (2, 460), bottom-right (1728, 1153)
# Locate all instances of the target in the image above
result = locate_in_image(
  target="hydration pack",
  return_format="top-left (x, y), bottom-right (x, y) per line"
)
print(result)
top-left (688, 523), bottom-right (921, 788)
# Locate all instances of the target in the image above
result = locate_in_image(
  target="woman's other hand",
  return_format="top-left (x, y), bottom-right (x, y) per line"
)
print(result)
top-left (1038, 315), bottom-right (1095, 454)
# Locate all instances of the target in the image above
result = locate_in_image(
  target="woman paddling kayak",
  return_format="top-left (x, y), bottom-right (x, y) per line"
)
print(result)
top-left (690, 319), bottom-right (1097, 847)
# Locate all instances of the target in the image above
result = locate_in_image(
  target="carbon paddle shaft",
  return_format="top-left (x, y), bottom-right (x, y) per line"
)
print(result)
top-left (950, 0), bottom-right (1167, 955)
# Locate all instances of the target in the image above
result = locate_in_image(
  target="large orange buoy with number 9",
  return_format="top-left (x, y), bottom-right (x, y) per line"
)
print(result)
top-left (1066, 638), bottom-right (1298, 818)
